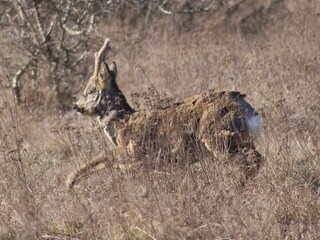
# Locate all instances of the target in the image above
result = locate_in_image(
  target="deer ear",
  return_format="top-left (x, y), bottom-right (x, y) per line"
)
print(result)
top-left (98, 62), bottom-right (109, 84)
top-left (108, 61), bottom-right (117, 78)
top-left (98, 62), bottom-right (117, 85)
top-left (99, 62), bottom-right (108, 75)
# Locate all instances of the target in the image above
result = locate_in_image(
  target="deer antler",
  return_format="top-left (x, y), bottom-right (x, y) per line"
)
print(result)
top-left (93, 38), bottom-right (111, 77)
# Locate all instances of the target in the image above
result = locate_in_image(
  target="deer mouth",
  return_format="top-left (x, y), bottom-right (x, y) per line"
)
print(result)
top-left (74, 104), bottom-right (85, 114)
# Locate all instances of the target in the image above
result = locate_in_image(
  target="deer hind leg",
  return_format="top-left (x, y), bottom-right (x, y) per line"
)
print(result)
top-left (199, 105), bottom-right (242, 155)
top-left (200, 128), bottom-right (264, 181)
top-left (199, 108), bottom-right (264, 181)
top-left (230, 143), bottom-right (264, 181)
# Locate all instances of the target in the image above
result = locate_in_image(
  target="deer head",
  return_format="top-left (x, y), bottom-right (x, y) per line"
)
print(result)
top-left (74, 38), bottom-right (134, 119)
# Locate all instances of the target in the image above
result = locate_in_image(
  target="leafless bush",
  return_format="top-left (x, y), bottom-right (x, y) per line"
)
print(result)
top-left (0, 0), bottom-right (100, 112)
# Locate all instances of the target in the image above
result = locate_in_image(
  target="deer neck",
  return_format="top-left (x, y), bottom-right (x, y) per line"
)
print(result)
top-left (98, 89), bottom-right (135, 121)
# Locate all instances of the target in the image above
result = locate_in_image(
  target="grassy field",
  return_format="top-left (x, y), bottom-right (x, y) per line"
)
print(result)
top-left (1, 0), bottom-right (320, 239)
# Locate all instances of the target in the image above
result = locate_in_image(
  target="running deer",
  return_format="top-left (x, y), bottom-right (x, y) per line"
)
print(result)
top-left (67, 38), bottom-right (263, 188)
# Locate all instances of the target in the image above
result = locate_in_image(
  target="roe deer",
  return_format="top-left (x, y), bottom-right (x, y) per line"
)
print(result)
top-left (67, 38), bottom-right (263, 188)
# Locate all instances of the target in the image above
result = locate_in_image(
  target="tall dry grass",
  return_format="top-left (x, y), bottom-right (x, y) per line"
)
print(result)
top-left (1, 0), bottom-right (320, 239)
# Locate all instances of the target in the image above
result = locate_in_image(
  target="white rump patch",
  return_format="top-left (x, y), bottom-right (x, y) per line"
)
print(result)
top-left (246, 114), bottom-right (263, 138)
top-left (231, 94), bottom-right (263, 138)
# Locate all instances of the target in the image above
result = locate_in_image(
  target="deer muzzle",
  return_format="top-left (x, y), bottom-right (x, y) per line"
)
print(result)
top-left (74, 104), bottom-right (85, 114)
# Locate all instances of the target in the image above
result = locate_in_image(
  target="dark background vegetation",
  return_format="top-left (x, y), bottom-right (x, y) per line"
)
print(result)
top-left (0, 0), bottom-right (320, 239)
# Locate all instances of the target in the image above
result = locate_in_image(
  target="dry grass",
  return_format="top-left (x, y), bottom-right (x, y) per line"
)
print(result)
top-left (1, 0), bottom-right (320, 239)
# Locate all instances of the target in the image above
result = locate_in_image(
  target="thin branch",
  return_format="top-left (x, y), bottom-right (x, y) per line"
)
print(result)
top-left (61, 39), bottom-right (83, 54)
top-left (14, 0), bottom-right (41, 45)
top-left (33, 2), bottom-right (45, 43)
top-left (62, 24), bottom-right (86, 36)
top-left (62, 13), bottom-right (94, 36)
top-left (132, 227), bottom-right (157, 240)
top-left (86, 14), bottom-right (94, 34)
top-left (0, 7), bottom-right (12, 23)
top-left (11, 49), bottom-right (39, 104)
top-left (14, 0), bottom-right (26, 22)
top-left (41, 234), bottom-right (80, 240)
top-left (61, 0), bottom-right (72, 24)
top-left (71, 51), bottom-right (88, 69)
top-left (158, 0), bottom-right (220, 15)
top-left (136, 65), bottom-right (161, 98)
top-left (46, 14), bottom-right (57, 37)
top-left (12, 62), bottom-right (32, 104)
top-left (59, 0), bottom-right (83, 36)
top-left (182, 0), bottom-right (219, 13)
top-left (158, 0), bottom-right (172, 15)
top-left (78, 8), bottom-right (89, 23)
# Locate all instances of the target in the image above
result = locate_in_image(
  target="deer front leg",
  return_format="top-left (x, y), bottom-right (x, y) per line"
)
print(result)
top-left (66, 147), bottom-right (136, 188)
top-left (66, 150), bottom-right (117, 188)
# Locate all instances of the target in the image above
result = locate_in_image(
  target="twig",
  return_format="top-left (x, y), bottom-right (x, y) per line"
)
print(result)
top-left (136, 65), bottom-right (161, 97)
top-left (132, 227), bottom-right (157, 240)
top-left (12, 61), bottom-right (31, 104)
top-left (14, 0), bottom-right (41, 45)
top-left (41, 234), bottom-right (80, 240)
top-left (62, 13), bottom-right (94, 36)
top-left (71, 51), bottom-right (88, 69)
top-left (12, 49), bottom-right (39, 104)
top-left (46, 14), bottom-right (57, 37)
top-left (61, 0), bottom-right (72, 24)
top-left (158, 0), bottom-right (219, 15)
top-left (33, 2), bottom-right (45, 43)
top-left (158, 0), bottom-right (172, 15)
top-left (62, 24), bottom-right (86, 36)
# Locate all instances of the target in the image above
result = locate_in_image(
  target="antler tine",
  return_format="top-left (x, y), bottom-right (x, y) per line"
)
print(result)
top-left (93, 38), bottom-right (111, 77)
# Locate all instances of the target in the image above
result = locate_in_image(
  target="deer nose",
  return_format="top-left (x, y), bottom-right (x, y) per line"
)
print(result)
top-left (74, 104), bottom-right (84, 114)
